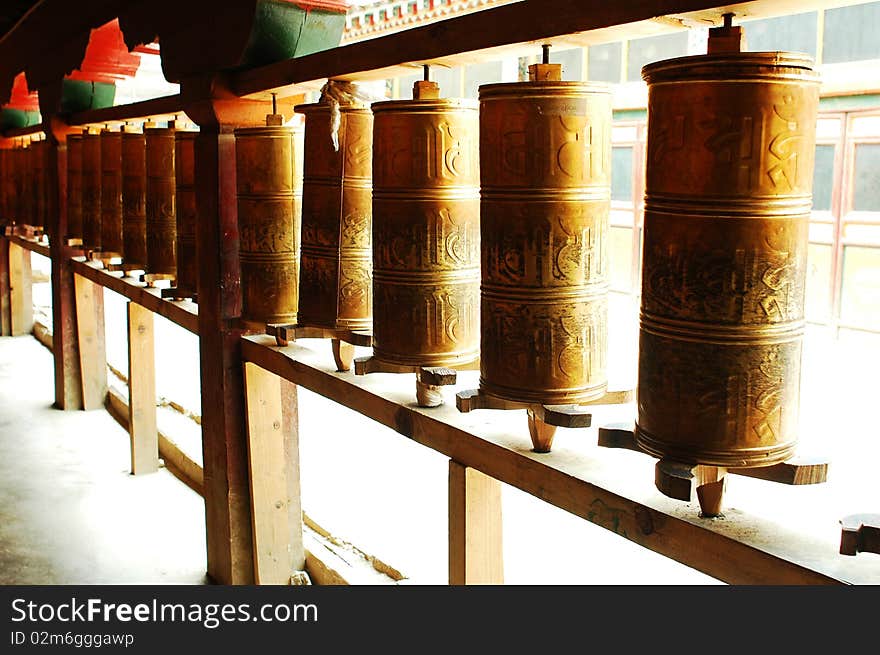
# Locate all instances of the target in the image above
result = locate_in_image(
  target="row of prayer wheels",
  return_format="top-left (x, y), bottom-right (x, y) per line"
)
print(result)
top-left (233, 19), bottom-right (820, 514)
top-left (0, 19), bottom-right (819, 513)
top-left (0, 137), bottom-right (49, 233)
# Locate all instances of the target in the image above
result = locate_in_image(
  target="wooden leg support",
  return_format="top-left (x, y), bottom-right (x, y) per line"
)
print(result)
top-left (655, 460), bottom-right (728, 518)
top-left (448, 461), bottom-right (503, 585)
top-left (416, 367), bottom-right (457, 408)
top-left (127, 302), bottom-right (158, 475)
top-left (9, 243), bottom-right (33, 336)
top-left (331, 338), bottom-right (355, 372)
top-left (0, 238), bottom-right (11, 337)
top-left (527, 409), bottom-right (558, 453)
top-left (74, 274), bottom-right (108, 411)
top-left (840, 514), bottom-right (880, 556)
top-left (244, 363), bottom-right (304, 584)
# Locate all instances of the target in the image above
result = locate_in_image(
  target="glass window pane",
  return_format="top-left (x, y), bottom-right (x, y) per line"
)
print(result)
top-left (744, 12), bottom-right (818, 58)
top-left (812, 144), bottom-right (835, 211)
top-left (823, 3), bottom-right (880, 64)
top-left (853, 143), bottom-right (880, 211)
top-left (626, 32), bottom-right (688, 82)
top-left (550, 47), bottom-right (583, 81)
top-left (609, 226), bottom-right (633, 292)
top-left (805, 242), bottom-right (832, 322)
top-left (840, 245), bottom-right (880, 329)
top-left (588, 42), bottom-right (622, 83)
top-left (612, 146), bottom-right (633, 202)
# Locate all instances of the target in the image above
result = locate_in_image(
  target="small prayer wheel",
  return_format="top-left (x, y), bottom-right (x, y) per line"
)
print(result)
top-left (637, 34), bottom-right (820, 470)
top-left (100, 127), bottom-right (124, 257)
top-left (295, 96), bottom-right (373, 332)
top-left (174, 126), bottom-right (198, 296)
top-left (145, 122), bottom-right (176, 278)
top-left (235, 113), bottom-right (300, 328)
top-left (121, 125), bottom-right (148, 271)
top-left (81, 128), bottom-right (103, 251)
top-left (32, 138), bottom-right (46, 231)
top-left (66, 133), bottom-right (84, 242)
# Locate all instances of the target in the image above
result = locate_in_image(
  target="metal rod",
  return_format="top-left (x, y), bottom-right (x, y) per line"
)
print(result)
top-left (542, 43), bottom-right (551, 64)
top-left (722, 12), bottom-right (734, 28)
top-left (423, 64), bottom-right (430, 81)
top-left (271, 92), bottom-right (277, 115)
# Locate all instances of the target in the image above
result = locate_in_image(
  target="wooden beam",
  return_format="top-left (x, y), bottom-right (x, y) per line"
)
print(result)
top-left (127, 301), bottom-right (159, 475)
top-left (8, 242), bottom-right (33, 336)
top-left (70, 258), bottom-right (198, 334)
top-left (6, 234), bottom-right (50, 258)
top-left (73, 273), bottom-right (107, 411)
top-left (66, 94), bottom-right (184, 128)
top-left (244, 363), bottom-right (304, 584)
top-left (449, 461), bottom-right (504, 585)
top-left (240, 335), bottom-right (880, 585)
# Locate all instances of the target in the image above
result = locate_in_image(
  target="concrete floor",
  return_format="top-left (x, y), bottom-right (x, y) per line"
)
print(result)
top-left (0, 335), bottom-right (207, 585)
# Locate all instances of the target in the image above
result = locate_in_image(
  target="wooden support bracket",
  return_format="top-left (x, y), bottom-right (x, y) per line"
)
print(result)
top-left (448, 461), bottom-right (503, 585)
top-left (161, 287), bottom-right (198, 302)
top-left (73, 273), bottom-right (108, 411)
top-left (840, 514), bottom-right (880, 556)
top-left (127, 301), bottom-right (159, 475)
top-left (353, 356), bottom-right (477, 408)
top-left (265, 323), bottom-right (372, 372)
top-left (141, 272), bottom-right (175, 288)
top-left (8, 242), bottom-right (33, 336)
top-left (598, 423), bottom-right (830, 517)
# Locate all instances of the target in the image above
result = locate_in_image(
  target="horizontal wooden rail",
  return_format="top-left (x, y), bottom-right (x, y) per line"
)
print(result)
top-left (4, 234), bottom-right (50, 259)
top-left (240, 334), bottom-right (880, 585)
top-left (70, 257), bottom-right (198, 334)
top-left (65, 94), bottom-right (184, 127)
top-left (2, 124), bottom-right (44, 139)
top-left (228, 0), bottom-right (851, 98)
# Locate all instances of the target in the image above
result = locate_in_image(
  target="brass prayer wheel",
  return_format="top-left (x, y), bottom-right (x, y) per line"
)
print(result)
top-left (174, 127), bottom-right (198, 295)
top-left (636, 51), bottom-right (820, 468)
top-left (121, 126), bottom-right (147, 270)
top-left (81, 129), bottom-right (102, 251)
top-left (477, 72), bottom-right (612, 405)
top-left (32, 139), bottom-right (46, 230)
top-left (100, 128), bottom-right (124, 256)
top-left (369, 86), bottom-right (480, 369)
top-left (67, 133), bottom-right (83, 241)
top-left (234, 115), bottom-right (300, 328)
top-left (145, 123), bottom-right (176, 277)
top-left (295, 98), bottom-right (373, 332)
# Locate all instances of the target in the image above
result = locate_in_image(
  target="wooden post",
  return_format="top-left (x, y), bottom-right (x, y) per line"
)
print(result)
top-left (0, 237), bottom-right (10, 336)
top-left (244, 362), bottom-right (304, 584)
top-left (448, 460), bottom-right (504, 585)
top-left (185, 76), bottom-right (273, 584)
top-left (74, 273), bottom-right (107, 410)
top-left (9, 242), bottom-right (33, 336)
top-left (127, 301), bottom-right (159, 474)
top-left (44, 114), bottom-right (85, 410)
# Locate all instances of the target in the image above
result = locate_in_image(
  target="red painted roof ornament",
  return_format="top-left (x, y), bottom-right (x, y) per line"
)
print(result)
top-left (5, 72), bottom-right (39, 112)
top-left (67, 19), bottom-right (142, 84)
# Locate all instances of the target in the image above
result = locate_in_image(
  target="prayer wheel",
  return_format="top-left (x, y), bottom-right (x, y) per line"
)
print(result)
top-left (476, 64), bottom-right (612, 406)
top-left (121, 125), bottom-right (147, 271)
top-left (81, 129), bottom-right (102, 251)
top-left (100, 128), bottom-right (124, 257)
top-left (368, 80), bottom-right (480, 370)
top-left (32, 139), bottom-right (46, 231)
top-left (145, 123), bottom-right (176, 278)
top-left (15, 144), bottom-right (28, 226)
top-left (234, 114), bottom-right (300, 328)
top-left (636, 47), bottom-right (820, 468)
top-left (67, 133), bottom-right (83, 242)
top-left (174, 127), bottom-right (198, 296)
top-left (295, 97), bottom-right (372, 332)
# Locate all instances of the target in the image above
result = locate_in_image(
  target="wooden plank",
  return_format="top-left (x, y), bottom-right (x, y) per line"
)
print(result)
top-left (70, 257), bottom-right (198, 334)
top-left (229, 0), bottom-right (863, 98)
top-left (7, 234), bottom-right (50, 258)
top-left (73, 273), bottom-right (107, 411)
top-left (66, 94), bottom-right (184, 128)
top-left (0, 237), bottom-right (10, 336)
top-left (449, 461), bottom-right (504, 585)
top-left (240, 335), bottom-right (880, 585)
top-left (8, 242), bottom-right (33, 336)
top-left (244, 363), bottom-right (304, 584)
top-left (127, 301), bottom-right (159, 475)
top-left (2, 124), bottom-right (44, 139)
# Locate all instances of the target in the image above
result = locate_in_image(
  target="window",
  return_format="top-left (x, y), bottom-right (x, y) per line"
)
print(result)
top-left (744, 12), bottom-right (818, 58)
top-left (812, 144), bottom-right (836, 211)
top-left (611, 147), bottom-right (633, 202)
top-left (853, 143), bottom-right (880, 211)
top-left (588, 43), bottom-right (622, 83)
top-left (626, 32), bottom-right (688, 82)
top-left (549, 47), bottom-right (583, 82)
top-left (822, 2), bottom-right (880, 64)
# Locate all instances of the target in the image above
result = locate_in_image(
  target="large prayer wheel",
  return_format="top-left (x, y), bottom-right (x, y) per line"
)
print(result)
top-left (477, 71), bottom-right (612, 405)
top-left (174, 127), bottom-right (198, 295)
top-left (100, 128), bottom-right (124, 256)
top-left (121, 125), bottom-right (147, 270)
top-left (81, 129), bottom-right (102, 251)
top-left (370, 84), bottom-right (479, 368)
top-left (295, 99), bottom-right (372, 332)
top-left (145, 123), bottom-right (176, 277)
top-left (234, 115), bottom-right (300, 328)
top-left (636, 51), bottom-right (820, 468)
top-left (32, 139), bottom-right (46, 231)
top-left (67, 133), bottom-right (83, 241)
